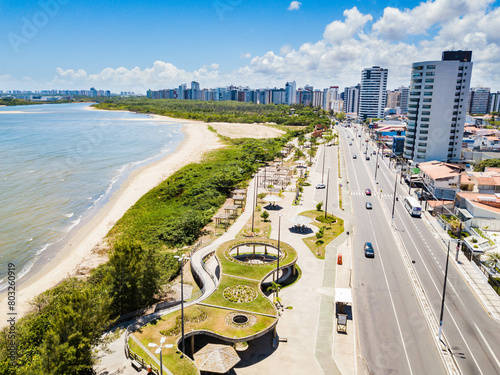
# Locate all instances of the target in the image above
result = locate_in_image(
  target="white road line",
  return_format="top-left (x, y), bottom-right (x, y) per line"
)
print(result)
top-left (368, 215), bottom-right (414, 375)
top-left (474, 322), bottom-right (500, 370)
top-left (395, 210), bottom-right (485, 375)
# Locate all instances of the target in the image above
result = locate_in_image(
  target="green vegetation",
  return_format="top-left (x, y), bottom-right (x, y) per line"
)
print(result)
top-left (93, 98), bottom-right (331, 127)
top-left (0, 135), bottom-right (297, 374)
top-left (299, 210), bottom-right (344, 259)
top-left (474, 158), bottom-right (500, 171)
top-left (475, 228), bottom-right (495, 246)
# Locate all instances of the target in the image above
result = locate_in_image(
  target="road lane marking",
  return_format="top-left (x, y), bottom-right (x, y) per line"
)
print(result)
top-left (474, 322), bottom-right (500, 371)
top-left (367, 215), bottom-right (415, 375)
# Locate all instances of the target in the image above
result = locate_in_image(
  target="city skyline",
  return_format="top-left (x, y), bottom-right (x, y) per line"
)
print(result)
top-left (1, 0), bottom-right (500, 93)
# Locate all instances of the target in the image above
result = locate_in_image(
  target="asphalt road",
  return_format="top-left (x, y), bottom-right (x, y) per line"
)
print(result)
top-left (333, 128), bottom-right (447, 375)
top-left (345, 125), bottom-right (500, 375)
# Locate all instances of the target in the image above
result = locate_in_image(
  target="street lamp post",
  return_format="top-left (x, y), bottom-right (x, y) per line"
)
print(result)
top-left (275, 213), bottom-right (283, 296)
top-left (321, 144), bottom-right (326, 184)
top-left (148, 337), bottom-right (173, 375)
top-left (174, 254), bottom-right (186, 356)
top-left (374, 142), bottom-right (380, 180)
top-left (391, 168), bottom-right (398, 224)
top-left (325, 168), bottom-right (330, 219)
top-left (438, 241), bottom-right (451, 345)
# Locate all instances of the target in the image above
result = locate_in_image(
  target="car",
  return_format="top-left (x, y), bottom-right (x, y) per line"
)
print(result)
top-left (316, 183), bottom-right (326, 189)
top-left (353, 155), bottom-right (357, 159)
top-left (358, 134), bottom-right (361, 137)
top-left (366, 156), bottom-right (370, 160)
top-left (364, 242), bottom-right (375, 258)
top-left (365, 188), bottom-right (371, 196)
top-left (349, 142), bottom-right (352, 146)
top-left (365, 202), bottom-right (372, 209)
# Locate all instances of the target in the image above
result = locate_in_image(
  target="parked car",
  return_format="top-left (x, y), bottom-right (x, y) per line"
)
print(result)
top-left (365, 202), bottom-right (372, 209)
top-left (366, 156), bottom-right (370, 160)
top-left (364, 242), bottom-right (375, 258)
top-left (316, 183), bottom-right (326, 189)
top-left (365, 188), bottom-right (371, 196)
top-left (353, 155), bottom-right (357, 159)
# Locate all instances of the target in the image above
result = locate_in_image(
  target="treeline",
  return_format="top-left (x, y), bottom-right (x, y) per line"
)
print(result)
top-left (93, 98), bottom-right (331, 127)
top-left (0, 132), bottom-right (304, 374)
top-left (0, 98), bottom-right (76, 106)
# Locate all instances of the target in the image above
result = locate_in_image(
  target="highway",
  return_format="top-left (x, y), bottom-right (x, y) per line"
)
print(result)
top-left (336, 128), bottom-right (447, 375)
top-left (342, 124), bottom-right (500, 375)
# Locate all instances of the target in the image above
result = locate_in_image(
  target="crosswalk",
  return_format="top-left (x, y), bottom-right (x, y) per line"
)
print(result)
top-left (350, 190), bottom-right (401, 199)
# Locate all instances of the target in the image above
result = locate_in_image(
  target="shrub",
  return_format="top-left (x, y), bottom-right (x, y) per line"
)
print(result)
top-left (260, 210), bottom-right (270, 221)
top-left (316, 202), bottom-right (324, 211)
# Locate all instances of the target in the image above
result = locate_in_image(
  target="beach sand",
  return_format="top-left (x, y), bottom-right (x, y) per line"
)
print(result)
top-left (0, 108), bottom-right (284, 324)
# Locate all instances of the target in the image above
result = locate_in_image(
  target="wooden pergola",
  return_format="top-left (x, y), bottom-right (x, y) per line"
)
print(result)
top-left (232, 189), bottom-right (247, 196)
top-left (214, 213), bottom-right (232, 228)
top-left (223, 204), bottom-right (239, 218)
top-left (232, 194), bottom-right (246, 207)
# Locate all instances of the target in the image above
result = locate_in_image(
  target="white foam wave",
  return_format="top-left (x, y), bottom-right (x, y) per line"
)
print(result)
top-left (64, 212), bottom-right (74, 218)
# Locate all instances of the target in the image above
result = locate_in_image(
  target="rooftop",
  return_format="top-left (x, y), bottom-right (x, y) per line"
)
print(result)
top-left (419, 161), bottom-right (462, 180)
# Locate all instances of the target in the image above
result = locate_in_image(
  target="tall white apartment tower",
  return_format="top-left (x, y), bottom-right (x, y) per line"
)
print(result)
top-left (285, 81), bottom-right (297, 105)
top-left (359, 66), bottom-right (388, 120)
top-left (403, 50), bottom-right (473, 163)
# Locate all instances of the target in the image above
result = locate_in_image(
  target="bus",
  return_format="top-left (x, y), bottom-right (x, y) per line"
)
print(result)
top-left (404, 196), bottom-right (422, 217)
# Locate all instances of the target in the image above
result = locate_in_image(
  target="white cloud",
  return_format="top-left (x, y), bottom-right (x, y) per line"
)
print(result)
top-left (13, 0), bottom-right (497, 93)
top-left (240, 52), bottom-right (252, 59)
top-left (323, 7), bottom-right (373, 45)
top-left (287, 1), bottom-right (302, 11)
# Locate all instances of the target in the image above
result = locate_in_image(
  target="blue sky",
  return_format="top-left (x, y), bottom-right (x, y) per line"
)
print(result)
top-left (1, 0), bottom-right (499, 92)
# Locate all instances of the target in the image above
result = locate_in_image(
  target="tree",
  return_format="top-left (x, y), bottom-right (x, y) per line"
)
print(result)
top-left (316, 202), bottom-right (324, 211)
top-left (267, 281), bottom-right (282, 301)
top-left (335, 112), bottom-right (346, 121)
top-left (474, 159), bottom-right (500, 172)
top-left (260, 210), bottom-right (270, 222)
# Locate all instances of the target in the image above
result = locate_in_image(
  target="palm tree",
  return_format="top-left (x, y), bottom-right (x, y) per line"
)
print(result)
top-left (267, 281), bottom-right (282, 304)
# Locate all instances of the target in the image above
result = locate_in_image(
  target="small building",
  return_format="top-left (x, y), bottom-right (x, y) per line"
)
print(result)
top-left (455, 191), bottom-right (500, 231)
top-left (419, 161), bottom-right (464, 200)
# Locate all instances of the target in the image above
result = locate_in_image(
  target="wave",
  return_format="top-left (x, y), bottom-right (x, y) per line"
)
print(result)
top-left (64, 212), bottom-right (74, 218)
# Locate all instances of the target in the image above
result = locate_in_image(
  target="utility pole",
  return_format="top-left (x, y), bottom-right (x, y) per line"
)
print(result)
top-left (374, 142), bottom-right (380, 180)
top-left (321, 145), bottom-right (326, 184)
top-left (325, 169), bottom-right (330, 219)
top-left (391, 170), bottom-right (398, 224)
top-left (456, 221), bottom-right (462, 261)
top-left (438, 242), bottom-right (451, 345)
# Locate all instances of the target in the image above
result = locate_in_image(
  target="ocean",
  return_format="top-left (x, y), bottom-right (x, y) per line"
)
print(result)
top-left (0, 103), bottom-right (183, 288)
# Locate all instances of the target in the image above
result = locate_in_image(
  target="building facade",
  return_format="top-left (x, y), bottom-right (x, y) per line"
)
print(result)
top-left (359, 66), bottom-right (388, 120)
top-left (343, 84), bottom-right (361, 114)
top-left (469, 87), bottom-right (490, 114)
top-left (404, 50), bottom-right (473, 162)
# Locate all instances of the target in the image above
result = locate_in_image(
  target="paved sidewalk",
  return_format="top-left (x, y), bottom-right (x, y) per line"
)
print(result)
top-left (422, 211), bottom-right (500, 322)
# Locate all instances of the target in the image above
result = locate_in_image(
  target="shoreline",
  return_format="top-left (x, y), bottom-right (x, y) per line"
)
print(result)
top-left (0, 109), bottom-right (223, 323)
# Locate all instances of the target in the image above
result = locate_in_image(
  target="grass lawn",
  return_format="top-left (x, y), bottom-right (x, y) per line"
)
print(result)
top-left (216, 238), bottom-right (297, 280)
top-left (134, 304), bottom-right (276, 348)
top-left (203, 275), bottom-right (276, 315)
top-left (299, 210), bottom-right (344, 259)
top-left (236, 211), bottom-right (272, 238)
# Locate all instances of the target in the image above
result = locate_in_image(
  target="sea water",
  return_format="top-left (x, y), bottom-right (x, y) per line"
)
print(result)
top-left (0, 103), bottom-right (183, 288)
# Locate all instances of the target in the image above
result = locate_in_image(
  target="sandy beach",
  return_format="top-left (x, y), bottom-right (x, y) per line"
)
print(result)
top-left (0, 107), bottom-right (284, 324)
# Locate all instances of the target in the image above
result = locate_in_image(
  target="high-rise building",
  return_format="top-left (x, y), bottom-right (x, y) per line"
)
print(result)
top-left (386, 90), bottom-right (401, 109)
top-left (323, 86), bottom-right (339, 111)
top-left (399, 86), bottom-right (409, 114)
top-left (489, 92), bottom-right (500, 113)
top-left (178, 84), bottom-right (187, 100)
top-left (403, 50), bottom-right (473, 163)
top-left (469, 87), bottom-right (490, 114)
top-left (359, 66), bottom-right (388, 120)
top-left (285, 81), bottom-right (297, 105)
top-left (343, 84), bottom-right (361, 114)
top-left (313, 90), bottom-right (323, 107)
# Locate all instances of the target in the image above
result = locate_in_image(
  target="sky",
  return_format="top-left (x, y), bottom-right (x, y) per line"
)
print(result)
top-left (1, 0), bottom-right (500, 93)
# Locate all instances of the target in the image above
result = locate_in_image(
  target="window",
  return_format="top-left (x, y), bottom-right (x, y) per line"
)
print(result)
top-left (453, 111), bottom-right (458, 115)
top-left (425, 78), bottom-right (434, 83)
top-left (423, 99), bottom-right (432, 102)
top-left (418, 148), bottom-right (426, 153)
top-left (411, 86), bottom-right (422, 90)
top-left (418, 142), bottom-right (427, 146)
top-left (458, 73), bottom-right (463, 77)
top-left (459, 66), bottom-right (464, 70)
top-left (427, 65), bottom-right (436, 69)
top-left (413, 66), bottom-right (423, 70)
top-left (412, 79), bottom-right (422, 83)
top-left (448, 148), bottom-right (453, 152)
top-left (410, 91), bottom-right (420, 96)
top-left (420, 130), bottom-right (428, 134)
top-left (426, 72), bottom-right (435, 76)
top-left (412, 73), bottom-right (423, 77)
top-left (419, 137), bottom-right (428, 140)
top-left (424, 85), bottom-right (433, 89)
top-left (454, 105), bottom-right (458, 109)
top-left (449, 142), bottom-right (454, 146)
top-left (457, 80), bottom-right (462, 83)
top-left (423, 105), bottom-right (431, 109)
top-left (422, 111), bottom-right (430, 115)
top-left (421, 117), bottom-right (430, 121)
top-left (450, 136), bottom-right (454, 140)
top-left (420, 124), bottom-right (429, 128)
top-left (408, 104), bottom-right (418, 108)
top-left (424, 92), bottom-right (432, 96)
top-left (456, 86), bottom-right (461, 90)
top-left (410, 98), bottom-right (419, 102)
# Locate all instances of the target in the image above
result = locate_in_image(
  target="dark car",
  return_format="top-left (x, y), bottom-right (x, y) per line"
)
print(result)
top-left (364, 242), bottom-right (375, 258)
top-left (365, 189), bottom-right (371, 196)
top-left (353, 155), bottom-right (357, 159)
top-left (366, 156), bottom-right (370, 160)
top-left (365, 202), bottom-right (372, 209)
